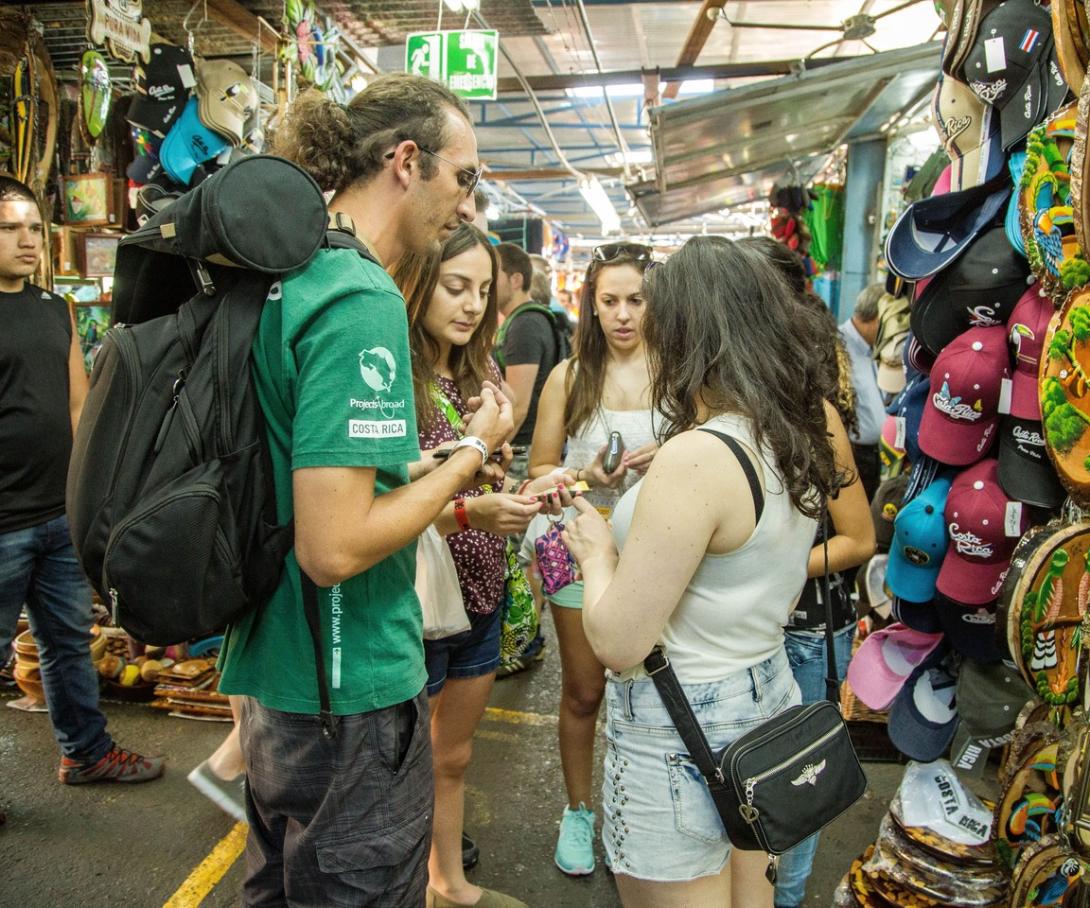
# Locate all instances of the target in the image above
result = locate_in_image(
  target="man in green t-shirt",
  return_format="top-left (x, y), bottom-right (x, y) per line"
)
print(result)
top-left (217, 74), bottom-right (512, 906)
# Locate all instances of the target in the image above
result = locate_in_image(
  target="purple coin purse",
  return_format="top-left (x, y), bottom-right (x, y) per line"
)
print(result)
top-left (534, 520), bottom-right (578, 595)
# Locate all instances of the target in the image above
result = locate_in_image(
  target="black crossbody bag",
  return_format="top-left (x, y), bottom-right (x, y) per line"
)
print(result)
top-left (643, 430), bottom-right (867, 883)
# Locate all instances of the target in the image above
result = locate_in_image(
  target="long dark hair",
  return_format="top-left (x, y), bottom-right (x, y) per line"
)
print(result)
top-left (393, 224), bottom-right (499, 430)
top-left (642, 236), bottom-right (842, 517)
top-left (738, 236), bottom-right (859, 439)
top-left (564, 250), bottom-right (650, 437)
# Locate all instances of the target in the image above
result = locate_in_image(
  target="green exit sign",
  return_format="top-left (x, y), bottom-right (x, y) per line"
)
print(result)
top-left (406, 30), bottom-right (498, 101)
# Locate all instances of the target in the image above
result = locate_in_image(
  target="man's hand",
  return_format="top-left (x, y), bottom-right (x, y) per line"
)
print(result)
top-left (464, 382), bottom-right (514, 453)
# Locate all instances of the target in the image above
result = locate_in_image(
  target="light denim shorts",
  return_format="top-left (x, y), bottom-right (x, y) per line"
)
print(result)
top-left (602, 647), bottom-right (800, 882)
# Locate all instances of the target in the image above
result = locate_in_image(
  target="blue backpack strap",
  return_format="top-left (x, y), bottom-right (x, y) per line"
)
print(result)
top-left (697, 429), bottom-right (764, 524)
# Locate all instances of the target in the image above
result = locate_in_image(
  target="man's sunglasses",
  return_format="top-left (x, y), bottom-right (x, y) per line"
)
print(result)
top-left (592, 243), bottom-right (654, 264)
top-left (384, 146), bottom-right (482, 197)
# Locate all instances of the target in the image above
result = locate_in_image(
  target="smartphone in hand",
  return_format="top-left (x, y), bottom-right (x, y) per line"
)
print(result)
top-left (602, 432), bottom-right (625, 474)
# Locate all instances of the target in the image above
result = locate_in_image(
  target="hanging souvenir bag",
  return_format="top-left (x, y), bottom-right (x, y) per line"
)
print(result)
top-left (498, 542), bottom-right (538, 665)
top-left (642, 430), bottom-right (866, 881)
top-left (534, 518), bottom-right (578, 596)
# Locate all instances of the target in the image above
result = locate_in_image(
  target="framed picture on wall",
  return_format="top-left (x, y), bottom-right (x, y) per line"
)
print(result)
top-left (76, 232), bottom-right (121, 278)
top-left (62, 173), bottom-right (110, 226)
top-left (54, 276), bottom-right (102, 304)
top-left (70, 300), bottom-right (111, 373)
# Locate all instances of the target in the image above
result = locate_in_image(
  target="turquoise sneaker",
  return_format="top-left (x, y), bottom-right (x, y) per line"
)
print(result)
top-left (555, 803), bottom-right (596, 876)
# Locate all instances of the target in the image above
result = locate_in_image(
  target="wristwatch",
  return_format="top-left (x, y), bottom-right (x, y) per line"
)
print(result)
top-left (453, 435), bottom-right (489, 467)
top-left (454, 496), bottom-right (471, 532)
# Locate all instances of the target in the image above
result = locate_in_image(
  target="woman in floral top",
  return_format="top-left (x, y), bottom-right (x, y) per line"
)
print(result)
top-left (394, 224), bottom-right (570, 908)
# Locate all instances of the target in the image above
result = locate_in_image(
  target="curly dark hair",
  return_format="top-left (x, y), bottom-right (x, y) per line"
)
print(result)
top-left (642, 236), bottom-right (843, 518)
top-left (272, 74), bottom-right (470, 193)
top-left (738, 236), bottom-right (859, 439)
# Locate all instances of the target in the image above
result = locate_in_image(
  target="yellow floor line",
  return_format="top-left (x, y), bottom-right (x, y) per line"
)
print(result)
top-left (483, 706), bottom-right (558, 727)
top-left (163, 821), bottom-right (248, 908)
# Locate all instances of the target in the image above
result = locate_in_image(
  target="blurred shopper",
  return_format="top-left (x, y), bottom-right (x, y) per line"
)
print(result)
top-left (562, 237), bottom-right (844, 907)
top-left (839, 283), bottom-right (886, 499)
top-left (218, 77), bottom-right (513, 907)
top-left (739, 238), bottom-right (876, 908)
top-left (395, 223), bottom-right (570, 908)
top-left (187, 694), bottom-right (247, 821)
top-left (528, 242), bottom-right (660, 876)
top-left (0, 176), bottom-right (164, 785)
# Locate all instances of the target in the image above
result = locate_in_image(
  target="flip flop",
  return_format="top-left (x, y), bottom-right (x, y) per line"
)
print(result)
top-left (6, 696), bottom-right (47, 713)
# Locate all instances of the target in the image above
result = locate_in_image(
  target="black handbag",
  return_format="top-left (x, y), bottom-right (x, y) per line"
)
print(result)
top-left (644, 430), bottom-right (867, 882)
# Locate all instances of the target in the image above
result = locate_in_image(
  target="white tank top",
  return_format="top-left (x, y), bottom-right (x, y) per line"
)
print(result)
top-left (610, 413), bottom-right (817, 682)
top-left (562, 406), bottom-right (663, 513)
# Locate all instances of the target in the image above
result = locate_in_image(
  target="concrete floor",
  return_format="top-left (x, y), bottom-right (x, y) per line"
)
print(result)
top-left (0, 631), bottom-right (909, 908)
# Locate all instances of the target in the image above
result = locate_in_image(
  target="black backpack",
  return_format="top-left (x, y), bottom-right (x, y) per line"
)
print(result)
top-left (494, 302), bottom-right (572, 371)
top-left (66, 156), bottom-right (373, 672)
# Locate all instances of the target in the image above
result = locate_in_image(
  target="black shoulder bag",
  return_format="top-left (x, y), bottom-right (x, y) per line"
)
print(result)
top-left (643, 429), bottom-right (867, 882)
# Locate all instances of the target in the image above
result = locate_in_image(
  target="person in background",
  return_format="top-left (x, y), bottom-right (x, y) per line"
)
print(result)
top-left (0, 175), bottom-right (165, 785)
top-left (557, 289), bottom-right (573, 312)
top-left (561, 236), bottom-right (844, 907)
top-left (839, 283), bottom-right (886, 499)
top-left (471, 188), bottom-right (489, 234)
top-left (528, 242), bottom-right (660, 877)
top-left (396, 223), bottom-right (570, 908)
top-left (218, 76), bottom-right (513, 906)
top-left (740, 238), bottom-right (875, 908)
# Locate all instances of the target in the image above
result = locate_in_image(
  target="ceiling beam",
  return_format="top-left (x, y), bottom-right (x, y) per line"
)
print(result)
top-left (663, 0), bottom-right (728, 100)
top-left (487, 167), bottom-right (626, 181)
top-left (496, 55), bottom-right (858, 94)
top-left (205, 0), bottom-right (279, 55)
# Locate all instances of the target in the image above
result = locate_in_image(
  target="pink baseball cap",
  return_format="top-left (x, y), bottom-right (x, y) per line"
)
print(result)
top-left (918, 325), bottom-right (1010, 465)
top-left (1007, 286), bottom-right (1053, 421)
top-left (937, 459), bottom-right (1029, 606)
top-left (846, 622), bottom-right (946, 711)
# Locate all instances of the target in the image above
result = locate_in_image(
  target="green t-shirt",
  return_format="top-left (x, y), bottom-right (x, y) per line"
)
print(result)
top-left (218, 248), bottom-right (425, 715)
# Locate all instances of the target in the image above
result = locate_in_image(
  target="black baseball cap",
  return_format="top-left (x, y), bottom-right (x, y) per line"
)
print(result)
top-left (957, 0), bottom-right (1060, 150)
top-left (910, 225), bottom-right (1033, 357)
top-left (997, 415), bottom-right (1067, 508)
top-left (936, 592), bottom-right (1004, 663)
top-left (871, 474), bottom-right (910, 552)
top-left (949, 657), bottom-right (1032, 776)
top-left (127, 42), bottom-right (195, 137)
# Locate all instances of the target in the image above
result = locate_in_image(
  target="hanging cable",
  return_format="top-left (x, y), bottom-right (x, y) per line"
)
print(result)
top-left (573, 0), bottom-right (633, 180)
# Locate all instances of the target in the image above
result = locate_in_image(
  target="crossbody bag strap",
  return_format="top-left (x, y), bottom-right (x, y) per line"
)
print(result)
top-left (300, 573), bottom-right (339, 739)
top-left (821, 511), bottom-right (840, 704)
top-left (643, 429), bottom-right (766, 783)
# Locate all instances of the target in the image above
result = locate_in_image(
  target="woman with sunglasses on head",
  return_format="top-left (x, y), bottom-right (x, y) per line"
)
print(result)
top-left (394, 224), bottom-right (568, 908)
top-left (561, 237), bottom-right (845, 907)
top-left (526, 242), bottom-right (663, 877)
top-left (739, 237), bottom-right (874, 908)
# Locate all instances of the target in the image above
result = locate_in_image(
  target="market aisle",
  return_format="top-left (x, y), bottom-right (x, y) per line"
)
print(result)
top-left (0, 634), bottom-right (902, 907)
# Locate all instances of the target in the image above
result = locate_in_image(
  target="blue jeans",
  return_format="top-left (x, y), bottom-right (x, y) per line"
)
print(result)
top-left (774, 624), bottom-right (855, 908)
top-left (0, 515), bottom-right (111, 763)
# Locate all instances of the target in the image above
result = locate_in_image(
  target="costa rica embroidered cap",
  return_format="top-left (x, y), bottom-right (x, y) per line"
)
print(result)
top-left (918, 325), bottom-right (1011, 465)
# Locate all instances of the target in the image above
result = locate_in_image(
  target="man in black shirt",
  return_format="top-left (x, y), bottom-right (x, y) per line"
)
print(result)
top-left (0, 176), bottom-right (163, 784)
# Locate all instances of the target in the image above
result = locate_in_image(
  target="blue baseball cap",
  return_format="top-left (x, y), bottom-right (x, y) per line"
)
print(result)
top-left (893, 596), bottom-right (943, 633)
top-left (1006, 151), bottom-right (1027, 258)
top-left (159, 96), bottom-right (228, 187)
top-left (888, 649), bottom-right (959, 762)
top-left (886, 372), bottom-right (931, 464)
top-left (885, 179), bottom-right (1012, 281)
top-left (887, 476), bottom-right (952, 603)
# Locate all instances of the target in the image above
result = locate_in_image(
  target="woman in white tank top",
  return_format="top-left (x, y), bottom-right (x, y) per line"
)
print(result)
top-left (527, 243), bottom-right (662, 877)
top-left (561, 237), bottom-right (849, 908)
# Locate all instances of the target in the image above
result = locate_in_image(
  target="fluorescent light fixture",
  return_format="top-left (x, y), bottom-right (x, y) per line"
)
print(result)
top-left (579, 177), bottom-right (621, 234)
top-left (485, 205), bottom-right (500, 220)
top-left (567, 83), bottom-right (644, 99)
top-left (606, 149), bottom-right (654, 166)
top-left (442, 0), bottom-right (480, 10)
top-left (678, 79), bottom-right (715, 95)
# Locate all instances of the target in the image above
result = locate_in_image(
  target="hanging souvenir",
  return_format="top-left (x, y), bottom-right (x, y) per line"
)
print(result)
top-left (1072, 71), bottom-right (1090, 266)
top-left (282, 0), bottom-right (339, 93)
top-left (994, 736), bottom-right (1064, 870)
top-left (1008, 834), bottom-right (1088, 906)
top-left (1059, 716), bottom-right (1090, 857)
top-left (1020, 104), bottom-right (1090, 303)
top-left (79, 50), bottom-right (111, 141)
top-left (1040, 287), bottom-right (1090, 497)
top-left (12, 52), bottom-right (31, 185)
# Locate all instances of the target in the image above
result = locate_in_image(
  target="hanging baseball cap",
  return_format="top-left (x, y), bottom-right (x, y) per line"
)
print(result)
top-left (875, 292), bottom-right (910, 394)
top-left (997, 415), bottom-right (1067, 508)
top-left (936, 593), bottom-right (1003, 663)
top-left (880, 414), bottom-right (907, 474)
top-left (127, 41), bottom-right (195, 137)
top-left (910, 225), bottom-right (1034, 357)
top-left (887, 372), bottom-right (931, 464)
top-left (905, 331), bottom-right (938, 377)
top-left (159, 97), bottom-right (230, 188)
top-left (1007, 286), bottom-right (1053, 421)
top-left (872, 474), bottom-right (911, 552)
top-left (1006, 151), bottom-right (1028, 257)
top-left (846, 622), bottom-right (946, 710)
top-left (938, 458), bottom-right (1030, 605)
top-left (933, 74), bottom-right (1006, 192)
top-left (957, 0), bottom-right (1064, 151)
top-left (949, 658), bottom-right (1034, 776)
top-left (887, 476), bottom-right (952, 603)
top-left (888, 653), bottom-right (960, 761)
top-left (918, 326), bottom-right (1010, 466)
top-left (885, 177), bottom-right (1011, 281)
top-left (894, 595), bottom-right (944, 633)
top-left (860, 554), bottom-right (893, 618)
top-left (196, 60), bottom-right (256, 147)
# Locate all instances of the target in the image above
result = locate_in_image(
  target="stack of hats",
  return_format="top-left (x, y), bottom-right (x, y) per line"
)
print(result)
top-left (126, 41), bottom-right (258, 193)
top-left (833, 760), bottom-right (1007, 906)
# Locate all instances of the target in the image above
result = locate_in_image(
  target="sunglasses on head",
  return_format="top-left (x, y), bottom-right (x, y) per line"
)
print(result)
top-left (592, 243), bottom-right (653, 264)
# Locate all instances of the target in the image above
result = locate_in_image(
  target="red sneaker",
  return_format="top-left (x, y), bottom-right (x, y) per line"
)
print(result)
top-left (59, 744), bottom-right (165, 784)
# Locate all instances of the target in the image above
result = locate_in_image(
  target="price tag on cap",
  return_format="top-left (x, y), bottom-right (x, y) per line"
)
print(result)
top-left (894, 416), bottom-right (907, 450)
top-left (997, 378), bottom-right (1013, 416)
top-left (177, 63), bottom-right (196, 89)
top-left (1005, 501), bottom-right (1024, 537)
top-left (984, 37), bottom-right (1007, 73)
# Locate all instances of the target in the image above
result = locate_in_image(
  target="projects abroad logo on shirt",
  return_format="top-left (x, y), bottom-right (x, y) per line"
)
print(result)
top-left (348, 347), bottom-right (408, 434)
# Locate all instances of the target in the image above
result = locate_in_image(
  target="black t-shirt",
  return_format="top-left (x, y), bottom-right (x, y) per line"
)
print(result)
top-left (0, 283), bottom-right (73, 533)
top-left (502, 307), bottom-right (559, 446)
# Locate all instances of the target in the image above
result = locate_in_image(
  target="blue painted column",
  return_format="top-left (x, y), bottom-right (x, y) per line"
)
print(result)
top-left (837, 138), bottom-right (887, 323)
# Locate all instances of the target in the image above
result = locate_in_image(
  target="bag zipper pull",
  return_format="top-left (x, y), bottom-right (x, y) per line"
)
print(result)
top-left (765, 854), bottom-right (779, 885)
top-left (153, 372), bottom-right (187, 454)
top-left (739, 778), bottom-right (760, 825)
top-left (109, 587), bottom-right (120, 625)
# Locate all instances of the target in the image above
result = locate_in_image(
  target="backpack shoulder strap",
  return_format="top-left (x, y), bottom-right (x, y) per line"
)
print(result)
top-left (697, 429), bottom-right (764, 524)
top-left (323, 212), bottom-right (379, 266)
